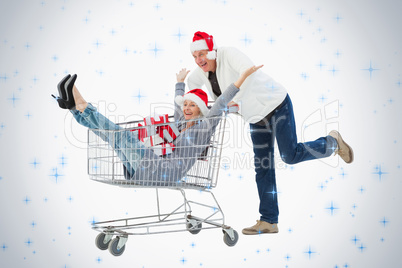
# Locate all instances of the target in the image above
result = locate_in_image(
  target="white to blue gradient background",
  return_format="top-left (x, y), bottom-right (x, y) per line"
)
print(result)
top-left (1, 0), bottom-right (401, 267)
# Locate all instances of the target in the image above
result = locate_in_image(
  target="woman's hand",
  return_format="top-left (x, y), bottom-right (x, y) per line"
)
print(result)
top-left (234, 65), bottom-right (263, 89)
top-left (176, 68), bottom-right (190, 83)
top-left (242, 65), bottom-right (264, 78)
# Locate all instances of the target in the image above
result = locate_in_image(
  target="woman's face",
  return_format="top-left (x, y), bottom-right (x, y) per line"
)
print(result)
top-left (183, 100), bottom-right (201, 120)
top-left (192, 50), bottom-right (217, 73)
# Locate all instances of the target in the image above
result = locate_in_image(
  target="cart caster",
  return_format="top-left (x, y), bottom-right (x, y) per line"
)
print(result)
top-left (223, 228), bottom-right (239, 247)
top-left (108, 236), bottom-right (127, 256)
top-left (186, 219), bottom-right (202, 235)
top-left (95, 233), bottom-right (112, 250)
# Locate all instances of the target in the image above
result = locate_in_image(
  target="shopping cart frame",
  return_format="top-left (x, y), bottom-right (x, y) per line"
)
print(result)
top-left (88, 113), bottom-right (238, 256)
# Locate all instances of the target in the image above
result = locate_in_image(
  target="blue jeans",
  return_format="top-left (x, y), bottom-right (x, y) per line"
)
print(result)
top-left (71, 103), bottom-right (145, 176)
top-left (249, 95), bottom-right (337, 223)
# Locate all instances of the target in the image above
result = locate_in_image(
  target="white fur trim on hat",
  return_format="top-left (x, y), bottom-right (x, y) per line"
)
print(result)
top-left (190, 40), bottom-right (208, 53)
top-left (175, 94), bottom-right (209, 117)
top-left (190, 40), bottom-right (217, 60)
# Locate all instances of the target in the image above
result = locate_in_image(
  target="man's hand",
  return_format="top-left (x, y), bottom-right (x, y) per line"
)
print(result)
top-left (227, 101), bottom-right (239, 113)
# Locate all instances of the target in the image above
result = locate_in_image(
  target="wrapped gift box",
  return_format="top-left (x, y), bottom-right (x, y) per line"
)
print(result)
top-left (132, 114), bottom-right (178, 156)
top-left (143, 134), bottom-right (165, 147)
top-left (153, 143), bottom-right (175, 156)
top-left (136, 123), bottom-right (148, 142)
top-left (144, 114), bottom-right (169, 126)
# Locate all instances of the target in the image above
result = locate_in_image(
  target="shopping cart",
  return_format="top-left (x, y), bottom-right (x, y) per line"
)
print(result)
top-left (88, 114), bottom-right (239, 256)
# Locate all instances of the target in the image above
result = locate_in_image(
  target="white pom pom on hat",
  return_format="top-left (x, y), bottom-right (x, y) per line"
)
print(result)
top-left (190, 31), bottom-right (217, 60)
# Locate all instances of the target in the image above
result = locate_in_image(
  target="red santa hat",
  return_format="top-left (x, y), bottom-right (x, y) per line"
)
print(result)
top-left (175, 88), bottom-right (209, 116)
top-left (190, 31), bottom-right (217, 60)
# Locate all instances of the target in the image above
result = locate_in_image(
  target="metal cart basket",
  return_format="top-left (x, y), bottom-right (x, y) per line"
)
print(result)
top-left (88, 114), bottom-right (238, 256)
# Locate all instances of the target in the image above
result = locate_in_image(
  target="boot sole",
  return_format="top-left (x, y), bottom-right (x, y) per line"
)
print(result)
top-left (242, 229), bottom-right (279, 235)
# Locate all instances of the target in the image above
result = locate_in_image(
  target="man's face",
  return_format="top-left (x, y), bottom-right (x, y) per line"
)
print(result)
top-left (192, 50), bottom-right (217, 73)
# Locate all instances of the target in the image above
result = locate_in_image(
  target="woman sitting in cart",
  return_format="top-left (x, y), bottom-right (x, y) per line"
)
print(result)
top-left (53, 65), bottom-right (262, 186)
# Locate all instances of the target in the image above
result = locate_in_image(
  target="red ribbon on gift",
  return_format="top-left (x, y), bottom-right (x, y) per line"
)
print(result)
top-left (131, 114), bottom-right (179, 156)
top-left (158, 124), bottom-right (180, 143)
top-left (136, 123), bottom-right (147, 142)
top-left (144, 114), bottom-right (169, 126)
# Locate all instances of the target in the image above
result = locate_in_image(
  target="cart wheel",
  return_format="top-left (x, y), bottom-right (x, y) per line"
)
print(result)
top-left (223, 229), bottom-right (239, 247)
top-left (186, 221), bottom-right (202, 235)
top-left (95, 233), bottom-right (111, 250)
top-left (108, 237), bottom-right (126, 256)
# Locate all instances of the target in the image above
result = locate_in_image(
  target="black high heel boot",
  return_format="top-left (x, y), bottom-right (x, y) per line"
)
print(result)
top-left (52, 74), bottom-right (77, 110)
